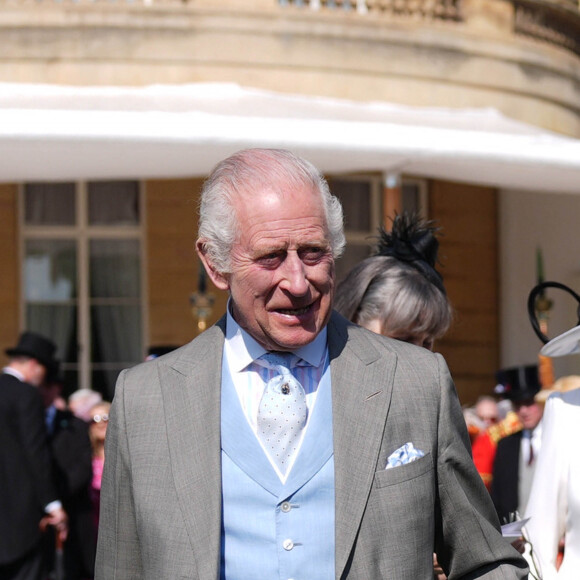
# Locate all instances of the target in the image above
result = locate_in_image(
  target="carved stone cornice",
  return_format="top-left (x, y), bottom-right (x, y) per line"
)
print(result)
top-left (280, 0), bottom-right (580, 57)
top-left (512, 0), bottom-right (580, 57)
top-left (350, 0), bottom-right (463, 21)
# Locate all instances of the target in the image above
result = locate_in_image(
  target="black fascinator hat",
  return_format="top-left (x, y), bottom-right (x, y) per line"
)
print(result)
top-left (375, 213), bottom-right (446, 295)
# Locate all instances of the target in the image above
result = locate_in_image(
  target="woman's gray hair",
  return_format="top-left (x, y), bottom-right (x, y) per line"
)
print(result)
top-left (197, 148), bottom-right (345, 273)
top-left (334, 256), bottom-right (452, 340)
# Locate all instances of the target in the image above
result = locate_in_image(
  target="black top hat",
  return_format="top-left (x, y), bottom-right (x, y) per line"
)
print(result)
top-left (5, 331), bottom-right (59, 372)
top-left (494, 365), bottom-right (541, 401)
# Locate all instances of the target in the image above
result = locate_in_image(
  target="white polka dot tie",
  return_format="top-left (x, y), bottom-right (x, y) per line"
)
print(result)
top-left (257, 353), bottom-right (308, 475)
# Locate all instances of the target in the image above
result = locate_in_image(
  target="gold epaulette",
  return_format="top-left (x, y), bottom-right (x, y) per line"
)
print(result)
top-left (487, 411), bottom-right (523, 444)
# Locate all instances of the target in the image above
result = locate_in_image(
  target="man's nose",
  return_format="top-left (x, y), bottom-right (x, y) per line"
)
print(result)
top-left (280, 252), bottom-right (309, 296)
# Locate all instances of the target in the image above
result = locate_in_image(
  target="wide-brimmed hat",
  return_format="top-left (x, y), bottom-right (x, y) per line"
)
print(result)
top-left (5, 331), bottom-right (59, 371)
top-left (527, 281), bottom-right (580, 357)
top-left (540, 325), bottom-right (580, 357)
top-left (494, 365), bottom-right (541, 401)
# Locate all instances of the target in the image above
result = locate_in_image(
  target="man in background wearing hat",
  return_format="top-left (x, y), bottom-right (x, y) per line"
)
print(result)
top-left (491, 365), bottom-right (544, 523)
top-left (0, 331), bottom-right (68, 580)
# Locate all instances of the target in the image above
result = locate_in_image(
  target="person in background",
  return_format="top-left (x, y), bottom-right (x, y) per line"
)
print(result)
top-left (334, 212), bottom-right (452, 350)
top-left (475, 395), bottom-right (500, 428)
top-left (88, 401), bottom-right (111, 539)
top-left (335, 213), bottom-right (453, 580)
top-left (0, 332), bottom-right (68, 580)
top-left (463, 406), bottom-right (487, 445)
top-left (524, 369), bottom-right (580, 578)
top-left (95, 149), bottom-right (526, 579)
top-left (463, 396), bottom-right (500, 445)
top-left (491, 365), bottom-right (543, 524)
top-left (69, 389), bottom-right (103, 423)
top-left (39, 373), bottom-right (95, 580)
top-left (472, 378), bottom-right (523, 492)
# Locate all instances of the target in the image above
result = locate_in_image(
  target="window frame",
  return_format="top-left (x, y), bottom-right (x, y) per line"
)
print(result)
top-left (19, 180), bottom-right (148, 396)
top-left (328, 173), bottom-right (429, 281)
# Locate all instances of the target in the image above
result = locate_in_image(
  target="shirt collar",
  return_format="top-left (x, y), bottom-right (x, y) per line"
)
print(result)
top-left (3, 366), bottom-right (25, 382)
top-left (523, 421), bottom-right (542, 439)
top-left (224, 300), bottom-right (328, 373)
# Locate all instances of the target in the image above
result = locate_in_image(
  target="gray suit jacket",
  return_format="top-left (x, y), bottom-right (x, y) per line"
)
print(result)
top-left (95, 312), bottom-right (527, 579)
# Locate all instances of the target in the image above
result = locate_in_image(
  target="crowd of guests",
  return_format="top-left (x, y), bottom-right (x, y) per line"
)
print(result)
top-left (0, 335), bottom-right (181, 580)
top-left (0, 331), bottom-right (110, 580)
top-left (462, 365), bottom-right (580, 579)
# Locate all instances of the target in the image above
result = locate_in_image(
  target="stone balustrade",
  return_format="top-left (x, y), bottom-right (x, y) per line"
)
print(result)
top-left (280, 0), bottom-right (462, 20)
top-left (2, 0), bottom-right (577, 59)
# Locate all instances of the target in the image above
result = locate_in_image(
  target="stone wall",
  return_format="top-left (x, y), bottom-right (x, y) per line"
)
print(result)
top-left (145, 177), bottom-right (228, 349)
top-left (430, 179), bottom-right (499, 402)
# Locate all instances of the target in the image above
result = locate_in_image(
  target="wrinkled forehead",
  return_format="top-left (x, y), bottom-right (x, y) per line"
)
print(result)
top-left (234, 168), bottom-right (320, 201)
top-left (229, 186), bottom-right (330, 256)
top-left (234, 180), bottom-right (326, 221)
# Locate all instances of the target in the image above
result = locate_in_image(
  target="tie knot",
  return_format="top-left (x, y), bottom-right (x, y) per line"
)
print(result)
top-left (259, 352), bottom-right (294, 372)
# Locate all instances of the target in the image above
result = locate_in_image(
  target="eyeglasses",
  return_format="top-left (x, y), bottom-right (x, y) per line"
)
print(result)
top-left (92, 414), bottom-right (109, 424)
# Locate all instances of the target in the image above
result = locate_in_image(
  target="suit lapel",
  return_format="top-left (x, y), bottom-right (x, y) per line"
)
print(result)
top-left (159, 320), bottom-right (225, 579)
top-left (328, 314), bottom-right (397, 579)
top-left (155, 313), bottom-right (396, 579)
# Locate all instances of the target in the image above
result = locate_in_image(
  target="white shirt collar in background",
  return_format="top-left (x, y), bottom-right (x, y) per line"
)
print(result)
top-left (2, 367), bottom-right (26, 382)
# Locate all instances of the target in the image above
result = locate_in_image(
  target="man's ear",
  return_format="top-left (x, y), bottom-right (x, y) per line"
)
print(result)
top-left (196, 239), bottom-right (230, 291)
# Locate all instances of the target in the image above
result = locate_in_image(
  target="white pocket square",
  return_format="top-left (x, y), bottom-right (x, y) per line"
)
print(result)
top-left (386, 442), bottom-right (425, 469)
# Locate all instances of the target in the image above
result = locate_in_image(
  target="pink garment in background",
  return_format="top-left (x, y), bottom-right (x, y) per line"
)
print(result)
top-left (91, 456), bottom-right (105, 534)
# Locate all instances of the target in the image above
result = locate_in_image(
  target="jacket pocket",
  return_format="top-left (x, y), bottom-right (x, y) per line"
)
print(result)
top-left (374, 452), bottom-right (433, 488)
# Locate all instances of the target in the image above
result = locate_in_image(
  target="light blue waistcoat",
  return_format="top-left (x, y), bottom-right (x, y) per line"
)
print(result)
top-left (220, 359), bottom-right (335, 580)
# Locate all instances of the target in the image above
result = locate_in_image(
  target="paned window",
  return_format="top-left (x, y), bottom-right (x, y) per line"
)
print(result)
top-left (21, 181), bottom-right (144, 399)
top-left (329, 175), bottom-right (427, 283)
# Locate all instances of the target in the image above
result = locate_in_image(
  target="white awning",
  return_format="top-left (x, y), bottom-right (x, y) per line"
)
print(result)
top-left (1, 82), bottom-right (579, 193)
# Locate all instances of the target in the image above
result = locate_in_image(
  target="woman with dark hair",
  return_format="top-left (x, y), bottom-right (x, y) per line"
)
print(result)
top-left (335, 212), bottom-right (452, 350)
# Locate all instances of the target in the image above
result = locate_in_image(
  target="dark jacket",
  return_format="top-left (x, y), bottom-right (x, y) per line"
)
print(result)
top-left (491, 430), bottom-right (523, 524)
top-left (47, 409), bottom-right (95, 578)
top-left (0, 372), bottom-right (58, 564)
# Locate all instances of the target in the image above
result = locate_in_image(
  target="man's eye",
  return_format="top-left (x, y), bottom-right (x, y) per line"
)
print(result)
top-left (299, 248), bottom-right (327, 264)
top-left (257, 253), bottom-right (283, 267)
